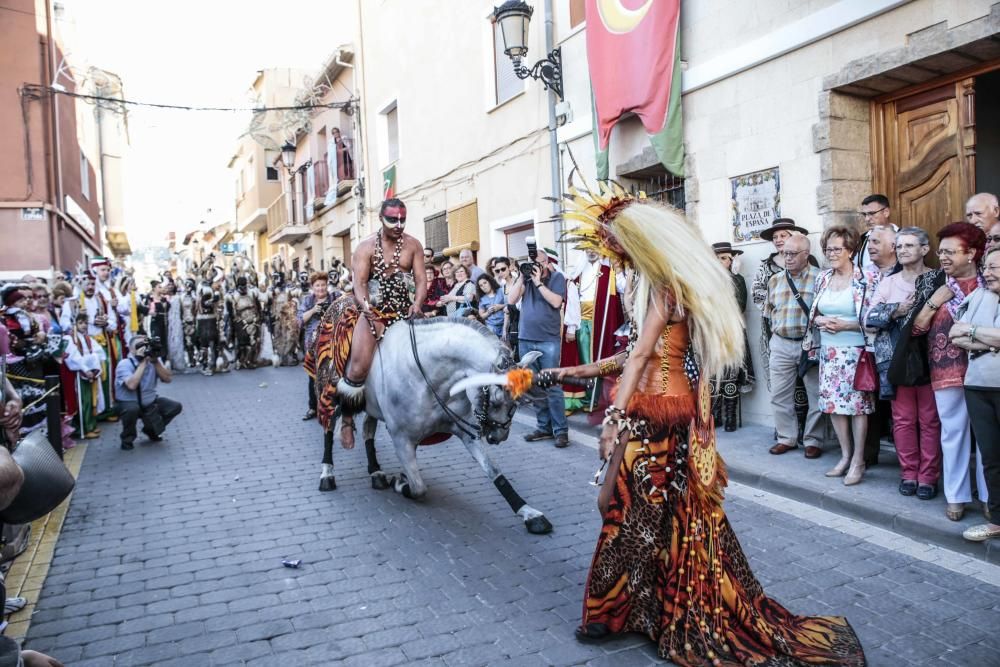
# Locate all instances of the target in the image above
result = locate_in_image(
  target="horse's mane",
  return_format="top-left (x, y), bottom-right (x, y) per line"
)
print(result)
top-left (409, 316), bottom-right (515, 366)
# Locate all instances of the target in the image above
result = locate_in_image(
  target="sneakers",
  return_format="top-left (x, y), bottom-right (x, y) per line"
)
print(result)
top-left (121, 441), bottom-right (134, 451)
top-left (4, 597), bottom-right (26, 615)
top-left (916, 483), bottom-right (937, 500)
top-left (554, 434), bottom-right (570, 448)
top-left (302, 409), bottom-right (317, 421)
top-left (898, 480), bottom-right (917, 496)
top-left (524, 430), bottom-right (554, 442)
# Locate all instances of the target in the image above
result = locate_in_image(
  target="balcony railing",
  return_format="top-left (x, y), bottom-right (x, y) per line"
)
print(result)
top-left (266, 192), bottom-right (288, 236)
top-left (266, 191), bottom-right (310, 244)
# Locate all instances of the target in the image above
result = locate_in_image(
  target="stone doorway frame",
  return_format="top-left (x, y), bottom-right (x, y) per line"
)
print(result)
top-left (813, 6), bottom-right (1000, 229)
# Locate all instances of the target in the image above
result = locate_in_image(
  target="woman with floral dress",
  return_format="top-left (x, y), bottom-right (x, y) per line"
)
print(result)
top-left (804, 225), bottom-right (874, 486)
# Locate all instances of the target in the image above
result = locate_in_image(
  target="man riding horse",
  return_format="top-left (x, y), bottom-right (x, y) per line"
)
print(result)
top-left (335, 198), bottom-right (426, 448)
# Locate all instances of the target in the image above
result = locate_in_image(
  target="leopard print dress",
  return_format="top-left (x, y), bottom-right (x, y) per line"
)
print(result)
top-left (581, 320), bottom-right (866, 666)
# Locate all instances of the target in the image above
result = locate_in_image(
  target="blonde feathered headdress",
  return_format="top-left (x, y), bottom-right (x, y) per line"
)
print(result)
top-left (552, 178), bottom-right (745, 379)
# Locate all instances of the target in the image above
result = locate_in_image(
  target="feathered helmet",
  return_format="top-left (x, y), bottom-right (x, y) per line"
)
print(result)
top-left (555, 180), bottom-right (645, 270)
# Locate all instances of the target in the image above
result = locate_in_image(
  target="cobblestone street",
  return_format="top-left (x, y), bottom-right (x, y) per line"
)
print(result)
top-left (21, 367), bottom-right (1000, 666)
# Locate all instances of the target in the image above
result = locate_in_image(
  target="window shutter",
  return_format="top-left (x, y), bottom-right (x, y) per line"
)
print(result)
top-left (494, 23), bottom-right (522, 104)
top-left (386, 106), bottom-right (399, 163)
top-left (569, 0), bottom-right (585, 28)
top-left (448, 201), bottom-right (479, 247)
top-left (424, 211), bottom-right (449, 256)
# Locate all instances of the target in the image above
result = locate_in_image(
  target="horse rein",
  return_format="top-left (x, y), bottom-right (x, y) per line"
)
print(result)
top-left (406, 320), bottom-right (511, 439)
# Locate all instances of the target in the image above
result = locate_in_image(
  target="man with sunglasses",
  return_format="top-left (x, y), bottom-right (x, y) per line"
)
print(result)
top-left (336, 198), bottom-right (426, 448)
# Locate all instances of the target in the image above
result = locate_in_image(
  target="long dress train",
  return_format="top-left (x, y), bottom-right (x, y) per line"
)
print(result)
top-left (581, 320), bottom-right (865, 666)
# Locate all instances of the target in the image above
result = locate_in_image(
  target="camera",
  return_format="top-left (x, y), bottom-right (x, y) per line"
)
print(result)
top-left (137, 336), bottom-right (162, 360)
top-left (519, 236), bottom-right (539, 278)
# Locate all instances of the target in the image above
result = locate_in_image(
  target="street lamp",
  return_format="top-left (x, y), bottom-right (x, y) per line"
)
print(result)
top-left (493, 1), bottom-right (563, 100)
top-left (280, 141), bottom-right (297, 171)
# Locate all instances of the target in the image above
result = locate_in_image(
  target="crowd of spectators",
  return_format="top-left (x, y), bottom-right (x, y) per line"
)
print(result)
top-left (759, 192), bottom-right (1000, 543)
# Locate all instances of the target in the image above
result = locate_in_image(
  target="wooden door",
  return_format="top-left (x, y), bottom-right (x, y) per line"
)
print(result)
top-left (872, 78), bottom-right (975, 252)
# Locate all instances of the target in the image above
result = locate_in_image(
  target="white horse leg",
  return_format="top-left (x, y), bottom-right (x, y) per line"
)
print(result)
top-left (392, 436), bottom-right (426, 499)
top-left (458, 434), bottom-right (552, 535)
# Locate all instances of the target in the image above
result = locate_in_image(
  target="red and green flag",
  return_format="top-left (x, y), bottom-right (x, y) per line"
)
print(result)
top-left (585, 0), bottom-right (684, 179)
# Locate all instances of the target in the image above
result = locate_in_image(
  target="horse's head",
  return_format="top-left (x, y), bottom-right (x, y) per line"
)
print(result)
top-left (462, 351), bottom-right (542, 445)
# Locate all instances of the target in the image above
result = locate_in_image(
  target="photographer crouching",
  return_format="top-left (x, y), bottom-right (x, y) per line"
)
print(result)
top-left (114, 335), bottom-right (182, 451)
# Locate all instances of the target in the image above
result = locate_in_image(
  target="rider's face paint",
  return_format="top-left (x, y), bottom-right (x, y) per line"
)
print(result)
top-left (381, 205), bottom-right (407, 240)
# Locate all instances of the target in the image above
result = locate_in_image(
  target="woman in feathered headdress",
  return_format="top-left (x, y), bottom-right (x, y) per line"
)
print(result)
top-left (550, 184), bottom-right (865, 665)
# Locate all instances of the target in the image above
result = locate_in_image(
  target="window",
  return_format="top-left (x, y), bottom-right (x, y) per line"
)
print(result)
top-left (505, 223), bottom-right (534, 259)
top-left (569, 0), bottom-right (585, 28)
top-left (266, 166), bottom-right (279, 181)
top-left (493, 21), bottom-right (523, 105)
top-left (424, 211), bottom-right (448, 257)
top-left (385, 102), bottom-right (399, 164)
top-left (80, 154), bottom-right (90, 200)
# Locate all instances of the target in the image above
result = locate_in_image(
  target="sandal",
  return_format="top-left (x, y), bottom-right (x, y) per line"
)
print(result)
top-left (946, 503), bottom-right (965, 522)
top-left (962, 523), bottom-right (1000, 542)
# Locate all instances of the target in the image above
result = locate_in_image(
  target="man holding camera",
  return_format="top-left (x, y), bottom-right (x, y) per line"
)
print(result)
top-left (114, 335), bottom-right (182, 451)
top-left (508, 241), bottom-right (571, 448)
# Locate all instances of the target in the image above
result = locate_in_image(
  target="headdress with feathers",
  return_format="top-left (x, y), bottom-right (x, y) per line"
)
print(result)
top-left (552, 178), bottom-right (745, 379)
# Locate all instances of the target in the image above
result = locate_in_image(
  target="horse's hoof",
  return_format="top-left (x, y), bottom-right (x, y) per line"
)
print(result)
top-left (525, 515), bottom-right (553, 534)
top-left (319, 476), bottom-right (337, 492)
top-left (371, 472), bottom-right (390, 490)
top-left (401, 484), bottom-right (414, 499)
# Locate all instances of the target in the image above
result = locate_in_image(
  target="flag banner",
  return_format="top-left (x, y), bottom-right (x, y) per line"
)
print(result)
top-left (586, 0), bottom-right (684, 179)
top-left (382, 165), bottom-right (397, 200)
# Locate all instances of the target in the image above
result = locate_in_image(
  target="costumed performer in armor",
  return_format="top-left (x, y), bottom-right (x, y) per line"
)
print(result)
top-left (194, 262), bottom-right (223, 376)
top-left (65, 312), bottom-right (107, 439)
top-left (710, 242), bottom-right (756, 432)
top-left (60, 272), bottom-right (118, 421)
top-left (269, 264), bottom-right (300, 367)
top-left (545, 187), bottom-right (865, 665)
top-left (230, 273), bottom-right (264, 370)
top-left (336, 198), bottom-right (426, 448)
top-left (178, 277), bottom-right (198, 370)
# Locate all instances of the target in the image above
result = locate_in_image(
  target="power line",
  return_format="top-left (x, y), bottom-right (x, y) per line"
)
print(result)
top-left (22, 84), bottom-right (356, 113)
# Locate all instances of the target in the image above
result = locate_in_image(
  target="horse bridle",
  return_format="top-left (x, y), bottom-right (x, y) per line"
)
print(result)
top-left (408, 321), bottom-right (515, 439)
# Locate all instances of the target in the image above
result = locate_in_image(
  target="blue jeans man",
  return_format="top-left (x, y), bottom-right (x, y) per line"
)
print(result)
top-left (520, 339), bottom-right (569, 447)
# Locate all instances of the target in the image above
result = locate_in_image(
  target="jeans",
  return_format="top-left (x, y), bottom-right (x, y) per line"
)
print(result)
top-left (118, 397), bottom-right (183, 445)
top-left (519, 339), bottom-right (567, 437)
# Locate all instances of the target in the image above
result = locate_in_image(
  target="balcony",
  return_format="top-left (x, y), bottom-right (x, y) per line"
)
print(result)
top-left (266, 193), bottom-right (310, 245)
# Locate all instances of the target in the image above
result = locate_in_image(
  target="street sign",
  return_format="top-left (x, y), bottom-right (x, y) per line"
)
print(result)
top-left (20, 207), bottom-right (45, 221)
top-left (221, 243), bottom-right (239, 255)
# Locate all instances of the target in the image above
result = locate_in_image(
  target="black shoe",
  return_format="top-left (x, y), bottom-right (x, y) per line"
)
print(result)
top-left (916, 483), bottom-right (938, 500)
top-left (142, 428), bottom-right (162, 442)
top-left (575, 623), bottom-right (612, 644)
top-left (524, 430), bottom-right (554, 442)
top-left (121, 441), bottom-right (134, 451)
top-left (554, 434), bottom-right (570, 448)
top-left (898, 480), bottom-right (917, 496)
top-left (302, 409), bottom-right (317, 421)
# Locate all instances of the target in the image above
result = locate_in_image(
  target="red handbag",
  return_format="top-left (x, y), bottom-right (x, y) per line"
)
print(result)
top-left (853, 350), bottom-right (878, 392)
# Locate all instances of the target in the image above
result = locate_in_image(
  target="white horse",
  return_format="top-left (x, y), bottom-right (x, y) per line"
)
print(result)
top-left (316, 317), bottom-right (552, 534)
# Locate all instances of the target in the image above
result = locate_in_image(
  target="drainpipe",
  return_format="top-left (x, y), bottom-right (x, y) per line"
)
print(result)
top-left (43, 0), bottom-right (63, 270)
top-left (543, 0), bottom-right (564, 260)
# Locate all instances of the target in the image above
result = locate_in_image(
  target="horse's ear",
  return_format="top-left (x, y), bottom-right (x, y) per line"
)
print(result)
top-left (516, 351), bottom-right (542, 368)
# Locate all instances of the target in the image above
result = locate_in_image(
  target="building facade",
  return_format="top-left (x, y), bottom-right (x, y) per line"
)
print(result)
top-left (0, 0), bottom-right (130, 279)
